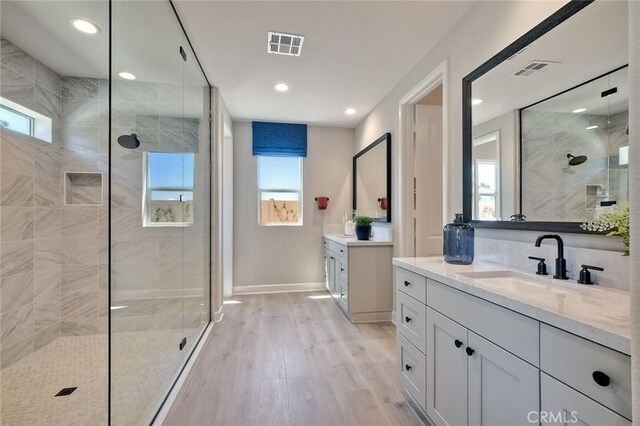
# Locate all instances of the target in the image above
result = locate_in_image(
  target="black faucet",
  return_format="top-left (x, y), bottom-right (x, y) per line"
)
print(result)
top-left (535, 234), bottom-right (568, 280)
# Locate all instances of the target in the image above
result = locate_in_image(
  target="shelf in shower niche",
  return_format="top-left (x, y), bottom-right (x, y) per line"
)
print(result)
top-left (64, 172), bottom-right (103, 206)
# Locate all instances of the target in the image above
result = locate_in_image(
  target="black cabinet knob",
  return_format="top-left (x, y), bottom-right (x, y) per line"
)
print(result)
top-left (592, 371), bottom-right (611, 387)
top-left (404, 281), bottom-right (411, 287)
top-left (405, 316), bottom-right (412, 323)
top-left (340, 268), bottom-right (344, 272)
top-left (454, 339), bottom-right (463, 348)
top-left (340, 249), bottom-right (344, 253)
top-left (405, 364), bottom-right (412, 371)
top-left (466, 347), bottom-right (475, 356)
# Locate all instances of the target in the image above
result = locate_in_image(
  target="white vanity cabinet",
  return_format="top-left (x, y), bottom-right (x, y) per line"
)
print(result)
top-left (322, 236), bottom-right (393, 322)
top-left (394, 264), bottom-right (632, 426)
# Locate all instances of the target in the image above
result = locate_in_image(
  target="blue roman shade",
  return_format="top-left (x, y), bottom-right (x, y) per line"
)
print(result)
top-left (252, 121), bottom-right (307, 157)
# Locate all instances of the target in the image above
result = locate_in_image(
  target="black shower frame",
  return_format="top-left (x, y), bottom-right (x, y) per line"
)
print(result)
top-left (108, 1), bottom-right (214, 424)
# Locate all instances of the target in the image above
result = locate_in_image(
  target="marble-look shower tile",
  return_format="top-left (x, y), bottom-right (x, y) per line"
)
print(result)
top-left (62, 97), bottom-right (99, 126)
top-left (34, 323), bottom-right (60, 350)
top-left (34, 264), bottom-right (60, 297)
top-left (35, 237), bottom-right (61, 270)
top-left (61, 290), bottom-right (98, 336)
top-left (1, 172), bottom-right (33, 207)
top-left (62, 124), bottom-right (100, 153)
top-left (98, 78), bottom-right (108, 99)
top-left (34, 177), bottom-right (60, 207)
top-left (0, 270), bottom-right (33, 313)
top-left (34, 60), bottom-right (60, 96)
top-left (1, 303), bottom-right (33, 347)
top-left (110, 180), bottom-right (142, 209)
top-left (61, 236), bottom-right (97, 265)
top-left (158, 116), bottom-right (184, 131)
top-left (61, 264), bottom-right (97, 295)
top-left (112, 80), bottom-right (158, 103)
top-left (1, 207), bottom-right (33, 241)
top-left (1, 240), bottom-right (33, 278)
top-left (34, 208), bottom-right (60, 238)
top-left (34, 143), bottom-right (61, 180)
top-left (34, 84), bottom-right (61, 124)
top-left (0, 127), bottom-right (35, 175)
top-left (158, 262), bottom-right (183, 291)
top-left (110, 207), bottom-right (148, 237)
top-left (61, 76), bottom-right (99, 99)
top-left (34, 280), bottom-right (60, 332)
top-left (111, 262), bottom-right (159, 294)
top-left (0, 39), bottom-right (34, 79)
top-left (61, 206), bottom-right (98, 237)
top-left (156, 129), bottom-right (183, 152)
top-left (0, 335), bottom-right (33, 369)
top-left (112, 235), bottom-right (158, 264)
top-left (0, 64), bottom-right (33, 101)
top-left (136, 114), bottom-right (159, 130)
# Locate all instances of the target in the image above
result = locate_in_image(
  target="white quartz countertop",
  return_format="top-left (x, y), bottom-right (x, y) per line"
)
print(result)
top-left (323, 233), bottom-right (393, 246)
top-left (393, 257), bottom-right (631, 355)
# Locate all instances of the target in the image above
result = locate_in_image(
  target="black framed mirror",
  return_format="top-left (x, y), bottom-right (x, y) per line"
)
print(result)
top-left (462, 0), bottom-right (629, 233)
top-left (353, 132), bottom-right (391, 222)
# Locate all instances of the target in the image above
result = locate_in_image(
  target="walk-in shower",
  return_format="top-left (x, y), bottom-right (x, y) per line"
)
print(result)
top-left (0, 1), bottom-right (212, 423)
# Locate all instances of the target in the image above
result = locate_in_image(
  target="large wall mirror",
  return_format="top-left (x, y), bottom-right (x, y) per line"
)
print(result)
top-left (353, 133), bottom-right (391, 222)
top-left (463, 0), bottom-right (628, 232)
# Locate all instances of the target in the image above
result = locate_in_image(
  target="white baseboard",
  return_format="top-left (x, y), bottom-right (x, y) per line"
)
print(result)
top-left (391, 310), bottom-right (397, 326)
top-left (213, 306), bottom-right (224, 322)
top-left (233, 282), bottom-right (325, 295)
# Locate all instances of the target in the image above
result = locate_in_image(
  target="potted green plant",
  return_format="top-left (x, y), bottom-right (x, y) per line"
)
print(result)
top-left (354, 216), bottom-right (374, 240)
top-left (581, 203), bottom-right (630, 255)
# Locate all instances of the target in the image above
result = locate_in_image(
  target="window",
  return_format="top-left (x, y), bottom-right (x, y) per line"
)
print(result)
top-left (0, 97), bottom-right (52, 142)
top-left (474, 160), bottom-right (499, 220)
top-left (0, 104), bottom-right (33, 135)
top-left (144, 152), bottom-right (195, 226)
top-left (258, 156), bottom-right (302, 225)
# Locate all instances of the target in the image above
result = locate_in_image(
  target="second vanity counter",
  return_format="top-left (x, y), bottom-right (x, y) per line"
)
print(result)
top-left (393, 256), bottom-right (630, 355)
top-left (323, 233), bottom-right (394, 246)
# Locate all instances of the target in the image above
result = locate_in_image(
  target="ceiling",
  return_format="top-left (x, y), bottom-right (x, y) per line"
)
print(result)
top-left (173, 1), bottom-right (473, 127)
top-left (472, 1), bottom-right (628, 125)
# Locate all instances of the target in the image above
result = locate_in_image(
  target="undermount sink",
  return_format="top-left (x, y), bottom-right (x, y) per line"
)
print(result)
top-left (457, 270), bottom-right (570, 296)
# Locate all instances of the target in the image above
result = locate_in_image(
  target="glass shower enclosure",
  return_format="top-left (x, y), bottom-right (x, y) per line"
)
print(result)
top-left (0, 1), bottom-right (212, 423)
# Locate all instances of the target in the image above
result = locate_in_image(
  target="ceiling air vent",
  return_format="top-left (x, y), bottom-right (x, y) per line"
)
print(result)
top-left (267, 31), bottom-right (304, 57)
top-left (514, 60), bottom-right (559, 77)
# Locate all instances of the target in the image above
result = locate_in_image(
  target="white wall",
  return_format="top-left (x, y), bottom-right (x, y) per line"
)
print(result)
top-left (354, 1), bottom-right (628, 265)
top-left (233, 122), bottom-right (353, 289)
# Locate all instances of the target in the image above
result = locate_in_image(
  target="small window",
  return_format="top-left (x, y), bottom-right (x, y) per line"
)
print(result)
top-left (0, 104), bottom-right (33, 135)
top-left (258, 156), bottom-right (302, 226)
top-left (144, 152), bottom-right (195, 226)
top-left (474, 160), bottom-right (499, 220)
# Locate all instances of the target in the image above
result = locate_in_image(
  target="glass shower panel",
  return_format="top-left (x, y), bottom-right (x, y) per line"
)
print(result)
top-left (110, 1), bottom-right (198, 423)
top-left (180, 39), bottom-right (211, 356)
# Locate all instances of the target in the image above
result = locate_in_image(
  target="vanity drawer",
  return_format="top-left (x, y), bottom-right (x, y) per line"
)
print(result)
top-left (322, 238), bottom-right (347, 257)
top-left (540, 324), bottom-right (631, 419)
top-left (396, 290), bottom-right (427, 354)
top-left (427, 279), bottom-right (539, 366)
top-left (395, 267), bottom-right (427, 304)
top-left (397, 333), bottom-right (427, 411)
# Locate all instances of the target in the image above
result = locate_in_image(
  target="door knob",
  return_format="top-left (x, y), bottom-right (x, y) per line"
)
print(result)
top-left (454, 339), bottom-right (463, 348)
top-left (466, 347), bottom-right (475, 356)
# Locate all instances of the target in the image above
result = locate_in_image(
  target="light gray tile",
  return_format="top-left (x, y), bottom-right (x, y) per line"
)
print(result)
top-left (1, 207), bottom-right (33, 241)
top-left (61, 236), bottom-right (97, 265)
top-left (34, 144), bottom-right (61, 180)
top-left (35, 237), bottom-right (61, 270)
top-left (112, 235), bottom-right (158, 264)
top-left (34, 60), bottom-right (60, 96)
top-left (34, 264), bottom-right (61, 298)
top-left (1, 240), bottom-right (33, 277)
top-left (1, 303), bottom-right (33, 347)
top-left (34, 323), bottom-right (59, 350)
top-left (1, 127), bottom-right (35, 175)
top-left (62, 97), bottom-right (99, 126)
top-left (1, 172), bottom-right (33, 207)
top-left (34, 83), bottom-right (61, 123)
top-left (0, 64), bottom-right (33, 104)
top-left (34, 280), bottom-right (60, 332)
top-left (35, 208), bottom-right (60, 238)
top-left (35, 177), bottom-right (60, 207)
top-left (61, 290), bottom-right (97, 336)
top-left (1, 39), bottom-right (34, 80)
top-left (0, 270), bottom-right (33, 313)
top-left (61, 76), bottom-right (99, 99)
top-left (0, 335), bottom-right (33, 369)
top-left (61, 206), bottom-right (98, 237)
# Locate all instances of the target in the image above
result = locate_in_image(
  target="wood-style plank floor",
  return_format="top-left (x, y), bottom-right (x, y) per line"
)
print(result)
top-left (164, 291), bottom-right (422, 426)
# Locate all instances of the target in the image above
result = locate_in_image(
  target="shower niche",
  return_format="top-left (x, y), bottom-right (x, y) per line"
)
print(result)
top-left (64, 172), bottom-right (103, 206)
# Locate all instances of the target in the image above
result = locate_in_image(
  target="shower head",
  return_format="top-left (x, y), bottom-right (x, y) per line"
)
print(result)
top-left (117, 133), bottom-right (140, 150)
top-left (567, 153), bottom-right (588, 166)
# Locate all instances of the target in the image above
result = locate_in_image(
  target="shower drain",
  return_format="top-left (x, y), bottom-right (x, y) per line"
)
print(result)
top-left (54, 387), bottom-right (77, 397)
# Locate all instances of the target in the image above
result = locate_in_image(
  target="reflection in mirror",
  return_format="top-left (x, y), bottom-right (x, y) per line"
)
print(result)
top-left (468, 0), bottom-right (628, 229)
top-left (353, 133), bottom-right (391, 222)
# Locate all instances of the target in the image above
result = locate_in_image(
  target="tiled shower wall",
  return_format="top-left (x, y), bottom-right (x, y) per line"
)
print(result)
top-left (0, 38), bottom-right (108, 368)
top-left (522, 109), bottom-right (629, 222)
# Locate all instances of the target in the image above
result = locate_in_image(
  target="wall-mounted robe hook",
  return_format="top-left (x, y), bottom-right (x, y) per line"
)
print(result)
top-left (315, 196), bottom-right (329, 210)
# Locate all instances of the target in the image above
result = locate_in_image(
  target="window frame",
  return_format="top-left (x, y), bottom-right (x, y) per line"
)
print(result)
top-left (474, 159), bottom-right (500, 221)
top-left (0, 104), bottom-right (34, 136)
top-left (0, 96), bottom-right (52, 142)
top-left (143, 151), bottom-right (196, 227)
top-left (257, 155), bottom-right (303, 227)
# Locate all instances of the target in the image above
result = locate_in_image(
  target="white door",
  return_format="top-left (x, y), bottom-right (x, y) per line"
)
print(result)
top-left (427, 307), bottom-right (468, 426)
top-left (541, 373), bottom-right (631, 426)
top-left (222, 123), bottom-right (233, 296)
top-left (467, 331), bottom-right (539, 426)
top-left (414, 105), bottom-right (443, 257)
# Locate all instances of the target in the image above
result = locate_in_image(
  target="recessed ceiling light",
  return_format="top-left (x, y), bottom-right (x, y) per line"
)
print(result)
top-left (71, 18), bottom-right (100, 34)
top-left (472, 98), bottom-right (483, 106)
top-left (274, 83), bottom-right (289, 92)
top-left (572, 108), bottom-right (587, 113)
top-left (118, 72), bottom-right (136, 80)
top-left (586, 125), bottom-right (599, 130)
top-left (345, 108), bottom-right (356, 115)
